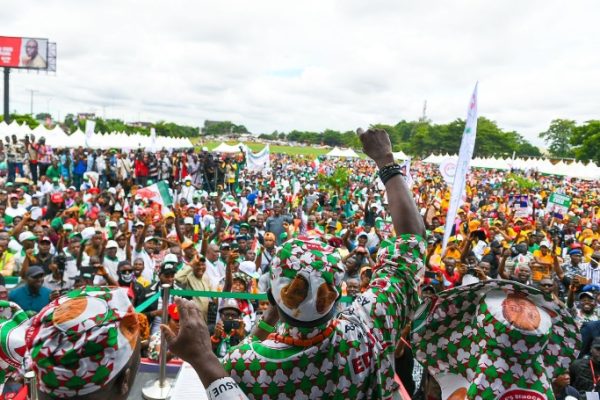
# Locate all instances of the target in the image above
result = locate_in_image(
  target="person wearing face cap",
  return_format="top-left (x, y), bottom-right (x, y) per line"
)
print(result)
top-left (9, 265), bottom-right (51, 314)
top-left (161, 128), bottom-right (428, 399)
top-left (25, 286), bottom-right (142, 399)
top-left (143, 254), bottom-right (185, 333)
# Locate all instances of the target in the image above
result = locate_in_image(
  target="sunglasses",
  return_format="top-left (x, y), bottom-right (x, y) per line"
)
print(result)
top-left (539, 284), bottom-right (553, 288)
top-left (119, 270), bottom-right (133, 274)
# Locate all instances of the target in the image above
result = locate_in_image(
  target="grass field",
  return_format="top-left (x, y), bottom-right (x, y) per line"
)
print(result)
top-left (194, 140), bottom-right (331, 157)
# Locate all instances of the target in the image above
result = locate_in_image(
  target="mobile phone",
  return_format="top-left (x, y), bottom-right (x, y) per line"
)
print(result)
top-left (425, 271), bottom-right (437, 279)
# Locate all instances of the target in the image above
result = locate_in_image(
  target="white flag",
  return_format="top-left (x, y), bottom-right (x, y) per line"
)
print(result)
top-left (150, 127), bottom-right (157, 152)
top-left (442, 83), bottom-right (478, 251)
top-left (246, 145), bottom-right (270, 171)
top-left (85, 120), bottom-right (95, 148)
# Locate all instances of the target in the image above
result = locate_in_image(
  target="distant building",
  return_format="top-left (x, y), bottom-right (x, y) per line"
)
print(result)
top-left (129, 121), bottom-right (153, 128)
top-left (77, 112), bottom-right (96, 121)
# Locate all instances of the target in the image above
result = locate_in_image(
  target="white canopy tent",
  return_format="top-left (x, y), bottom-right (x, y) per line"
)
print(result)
top-left (421, 153), bottom-right (600, 180)
top-left (392, 151), bottom-right (410, 160)
top-left (325, 147), bottom-right (359, 158)
top-left (212, 142), bottom-right (247, 153)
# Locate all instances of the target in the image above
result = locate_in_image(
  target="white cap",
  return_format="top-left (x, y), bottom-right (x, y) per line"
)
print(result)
top-left (81, 227), bottom-right (96, 242)
top-left (183, 217), bottom-right (194, 225)
top-left (63, 223), bottom-right (74, 231)
top-left (105, 240), bottom-right (118, 249)
top-left (18, 231), bottom-right (37, 242)
top-left (107, 221), bottom-right (118, 228)
top-left (163, 253), bottom-right (179, 265)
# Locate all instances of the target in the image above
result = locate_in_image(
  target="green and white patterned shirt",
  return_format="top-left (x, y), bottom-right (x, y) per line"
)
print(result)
top-left (222, 234), bottom-right (425, 399)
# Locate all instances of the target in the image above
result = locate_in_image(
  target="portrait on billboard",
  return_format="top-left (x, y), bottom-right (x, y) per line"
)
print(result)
top-left (19, 38), bottom-right (47, 69)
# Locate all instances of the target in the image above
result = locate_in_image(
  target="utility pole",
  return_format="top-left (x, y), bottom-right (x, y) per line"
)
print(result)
top-left (420, 100), bottom-right (428, 122)
top-left (3, 68), bottom-right (9, 123)
top-left (29, 89), bottom-right (39, 116)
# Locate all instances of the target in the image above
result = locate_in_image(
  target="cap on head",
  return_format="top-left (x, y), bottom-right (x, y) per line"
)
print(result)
top-left (26, 287), bottom-right (140, 398)
top-left (26, 266), bottom-right (45, 278)
top-left (269, 236), bottom-right (344, 328)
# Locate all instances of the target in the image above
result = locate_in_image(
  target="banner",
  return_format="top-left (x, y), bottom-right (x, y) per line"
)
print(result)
top-left (246, 145), bottom-right (270, 171)
top-left (85, 120), bottom-right (95, 148)
top-left (545, 193), bottom-right (572, 219)
top-left (442, 83), bottom-right (478, 251)
top-left (150, 127), bottom-right (157, 152)
top-left (439, 158), bottom-right (457, 185)
top-left (401, 158), bottom-right (414, 188)
top-left (0, 36), bottom-right (49, 69)
top-left (509, 194), bottom-right (531, 218)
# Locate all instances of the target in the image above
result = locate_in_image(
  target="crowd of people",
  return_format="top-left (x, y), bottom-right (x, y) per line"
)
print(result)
top-left (0, 129), bottom-right (598, 399)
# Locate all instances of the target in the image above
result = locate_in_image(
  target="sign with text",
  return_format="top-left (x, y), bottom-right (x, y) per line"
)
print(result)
top-left (545, 193), bottom-right (572, 219)
top-left (0, 36), bottom-right (48, 69)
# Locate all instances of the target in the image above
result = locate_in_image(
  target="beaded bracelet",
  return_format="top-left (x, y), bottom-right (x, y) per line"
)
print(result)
top-left (378, 164), bottom-right (404, 185)
top-left (258, 319), bottom-right (276, 333)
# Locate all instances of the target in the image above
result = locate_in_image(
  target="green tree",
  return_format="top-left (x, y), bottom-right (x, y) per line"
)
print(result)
top-left (35, 112), bottom-right (51, 121)
top-left (571, 120), bottom-right (600, 163)
top-left (539, 119), bottom-right (576, 158)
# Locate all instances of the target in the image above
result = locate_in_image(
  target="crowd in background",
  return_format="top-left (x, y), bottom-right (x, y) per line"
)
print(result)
top-left (0, 132), bottom-right (599, 397)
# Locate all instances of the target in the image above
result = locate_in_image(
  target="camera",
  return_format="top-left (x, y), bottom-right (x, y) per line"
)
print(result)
top-left (54, 254), bottom-right (67, 272)
top-left (223, 319), bottom-right (240, 333)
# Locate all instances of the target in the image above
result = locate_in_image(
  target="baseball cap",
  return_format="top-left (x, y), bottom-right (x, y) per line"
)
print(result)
top-left (62, 223), bottom-right (74, 232)
top-left (160, 262), bottom-right (177, 275)
top-left (144, 236), bottom-right (158, 243)
top-left (18, 231), bottom-right (37, 242)
top-left (40, 236), bottom-right (52, 243)
top-left (162, 253), bottom-right (179, 265)
top-left (183, 217), bottom-right (194, 225)
top-left (579, 291), bottom-right (595, 300)
top-left (220, 242), bottom-right (231, 250)
top-left (107, 221), bottom-right (118, 229)
top-left (26, 266), bottom-right (45, 278)
top-left (248, 215), bottom-right (257, 222)
top-left (105, 240), bottom-right (118, 249)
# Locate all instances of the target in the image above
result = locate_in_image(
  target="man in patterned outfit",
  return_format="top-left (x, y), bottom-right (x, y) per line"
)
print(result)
top-left (162, 127), bottom-right (426, 399)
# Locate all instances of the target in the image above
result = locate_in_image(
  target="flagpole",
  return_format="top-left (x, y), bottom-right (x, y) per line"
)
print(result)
top-left (441, 83), bottom-right (479, 252)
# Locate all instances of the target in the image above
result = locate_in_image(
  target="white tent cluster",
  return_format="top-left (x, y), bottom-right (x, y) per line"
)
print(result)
top-left (0, 121), bottom-right (194, 149)
top-left (422, 153), bottom-right (600, 180)
top-left (211, 142), bottom-right (248, 153)
top-left (325, 147), bottom-right (359, 158)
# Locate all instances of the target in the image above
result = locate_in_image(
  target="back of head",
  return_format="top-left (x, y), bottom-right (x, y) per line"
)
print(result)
top-left (26, 287), bottom-right (141, 399)
top-left (269, 236), bottom-right (344, 328)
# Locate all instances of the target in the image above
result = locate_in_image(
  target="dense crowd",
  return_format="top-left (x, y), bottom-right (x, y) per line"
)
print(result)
top-left (0, 130), bottom-right (598, 399)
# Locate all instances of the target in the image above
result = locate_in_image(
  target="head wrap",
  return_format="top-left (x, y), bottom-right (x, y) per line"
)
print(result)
top-left (269, 236), bottom-right (344, 327)
top-left (26, 287), bottom-right (140, 398)
top-left (0, 301), bottom-right (29, 386)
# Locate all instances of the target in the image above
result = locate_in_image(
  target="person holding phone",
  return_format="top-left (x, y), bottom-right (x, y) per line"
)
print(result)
top-left (211, 298), bottom-right (246, 358)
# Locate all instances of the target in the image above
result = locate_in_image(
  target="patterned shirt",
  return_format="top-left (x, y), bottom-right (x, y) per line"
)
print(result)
top-left (222, 234), bottom-right (425, 399)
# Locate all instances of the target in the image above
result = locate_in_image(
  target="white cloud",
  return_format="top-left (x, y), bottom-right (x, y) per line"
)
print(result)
top-left (3, 0), bottom-right (600, 147)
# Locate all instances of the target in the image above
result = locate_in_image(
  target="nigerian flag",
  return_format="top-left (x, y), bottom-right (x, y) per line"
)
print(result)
top-left (141, 181), bottom-right (173, 215)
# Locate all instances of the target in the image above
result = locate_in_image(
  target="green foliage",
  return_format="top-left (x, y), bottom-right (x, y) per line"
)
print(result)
top-left (539, 119), bottom-right (576, 158)
top-left (0, 113), bottom-right (40, 129)
top-left (35, 112), bottom-right (51, 121)
top-left (505, 173), bottom-right (540, 190)
top-left (203, 121), bottom-right (247, 136)
top-left (571, 120), bottom-right (600, 164)
top-left (317, 167), bottom-right (350, 194)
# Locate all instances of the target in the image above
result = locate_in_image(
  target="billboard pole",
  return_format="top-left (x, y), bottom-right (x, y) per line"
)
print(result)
top-left (3, 68), bottom-right (9, 123)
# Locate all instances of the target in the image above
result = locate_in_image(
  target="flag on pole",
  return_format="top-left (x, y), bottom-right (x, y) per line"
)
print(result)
top-left (400, 158), bottom-right (414, 188)
top-left (138, 181), bottom-right (173, 216)
top-left (442, 83), bottom-right (478, 251)
top-left (246, 145), bottom-right (270, 171)
top-left (85, 120), bottom-right (95, 148)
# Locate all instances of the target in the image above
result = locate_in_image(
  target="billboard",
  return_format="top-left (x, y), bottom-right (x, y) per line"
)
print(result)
top-left (0, 36), bottom-right (49, 69)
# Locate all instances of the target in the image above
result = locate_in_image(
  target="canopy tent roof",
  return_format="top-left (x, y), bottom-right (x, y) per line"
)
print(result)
top-left (0, 122), bottom-right (193, 149)
top-left (212, 142), bottom-right (247, 153)
top-left (325, 147), bottom-right (359, 158)
top-left (422, 153), bottom-right (600, 180)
